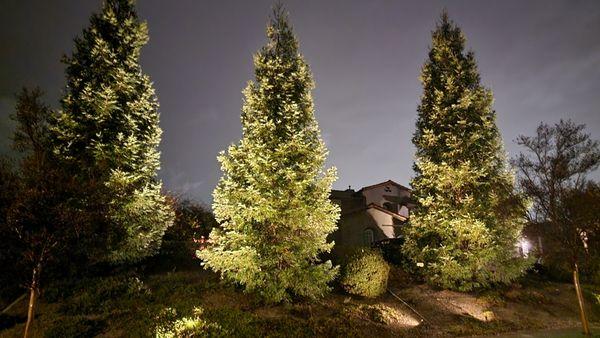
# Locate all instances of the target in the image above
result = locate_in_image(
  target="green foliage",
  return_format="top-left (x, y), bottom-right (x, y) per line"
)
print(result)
top-left (198, 6), bottom-right (340, 303)
top-left (44, 316), bottom-right (105, 338)
top-left (588, 288), bottom-right (600, 317)
top-left (340, 248), bottom-right (390, 298)
top-left (356, 304), bottom-right (401, 325)
top-left (38, 271), bottom-right (214, 337)
top-left (445, 317), bottom-right (522, 337)
top-left (201, 307), bottom-right (312, 337)
top-left (403, 12), bottom-right (530, 291)
top-left (155, 307), bottom-right (223, 338)
top-left (156, 306), bottom-right (316, 338)
top-left (51, 0), bottom-right (173, 264)
top-left (50, 271), bottom-right (313, 337)
top-left (59, 275), bottom-right (149, 316)
top-left (1, 269), bottom-right (422, 337)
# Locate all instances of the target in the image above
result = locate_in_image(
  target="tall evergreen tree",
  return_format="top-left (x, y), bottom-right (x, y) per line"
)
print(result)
top-left (198, 6), bottom-right (340, 303)
top-left (52, 0), bottom-right (173, 263)
top-left (403, 12), bottom-right (529, 291)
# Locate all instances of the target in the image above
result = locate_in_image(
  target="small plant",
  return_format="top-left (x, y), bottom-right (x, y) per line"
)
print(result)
top-left (362, 304), bottom-right (400, 325)
top-left (340, 248), bottom-right (390, 298)
top-left (155, 307), bottom-right (222, 337)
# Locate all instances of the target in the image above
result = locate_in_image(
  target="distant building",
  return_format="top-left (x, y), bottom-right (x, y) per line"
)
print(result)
top-left (329, 180), bottom-right (414, 257)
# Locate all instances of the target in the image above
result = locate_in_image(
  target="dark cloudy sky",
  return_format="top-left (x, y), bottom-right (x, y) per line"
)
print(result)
top-left (1, 0), bottom-right (599, 203)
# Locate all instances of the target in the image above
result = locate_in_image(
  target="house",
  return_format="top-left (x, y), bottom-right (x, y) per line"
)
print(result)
top-left (329, 180), bottom-right (414, 258)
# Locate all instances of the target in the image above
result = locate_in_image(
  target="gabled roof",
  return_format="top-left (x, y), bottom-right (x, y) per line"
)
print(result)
top-left (359, 180), bottom-right (411, 192)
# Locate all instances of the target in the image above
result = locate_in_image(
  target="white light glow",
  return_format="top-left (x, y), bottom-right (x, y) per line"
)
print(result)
top-left (519, 238), bottom-right (531, 257)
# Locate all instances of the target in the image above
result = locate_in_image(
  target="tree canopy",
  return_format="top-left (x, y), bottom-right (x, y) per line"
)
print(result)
top-left (52, 0), bottom-right (173, 263)
top-left (198, 5), bottom-right (340, 303)
top-left (403, 12), bottom-right (529, 291)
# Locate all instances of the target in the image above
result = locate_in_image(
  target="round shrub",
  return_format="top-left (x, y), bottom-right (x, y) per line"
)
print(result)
top-left (340, 248), bottom-right (390, 298)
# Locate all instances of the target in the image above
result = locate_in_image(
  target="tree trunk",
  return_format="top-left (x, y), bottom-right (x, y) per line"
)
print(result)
top-left (573, 262), bottom-right (591, 336)
top-left (23, 264), bottom-right (40, 338)
top-left (23, 287), bottom-right (36, 338)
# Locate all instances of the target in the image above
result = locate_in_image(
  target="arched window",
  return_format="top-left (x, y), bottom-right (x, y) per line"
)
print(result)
top-left (399, 205), bottom-right (409, 218)
top-left (363, 228), bottom-right (374, 246)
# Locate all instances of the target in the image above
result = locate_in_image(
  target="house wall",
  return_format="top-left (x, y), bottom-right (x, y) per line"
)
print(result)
top-left (331, 211), bottom-right (383, 247)
top-left (330, 209), bottom-right (385, 260)
top-left (329, 181), bottom-right (411, 261)
top-left (330, 208), bottom-right (404, 261)
top-left (362, 184), bottom-right (410, 212)
top-left (366, 208), bottom-right (397, 238)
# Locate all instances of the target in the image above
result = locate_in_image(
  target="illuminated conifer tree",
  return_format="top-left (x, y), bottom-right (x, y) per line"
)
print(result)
top-left (52, 0), bottom-right (173, 263)
top-left (403, 12), bottom-right (530, 291)
top-left (199, 6), bottom-right (340, 302)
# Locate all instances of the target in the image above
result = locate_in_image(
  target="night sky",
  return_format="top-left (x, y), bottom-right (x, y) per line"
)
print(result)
top-left (1, 0), bottom-right (599, 203)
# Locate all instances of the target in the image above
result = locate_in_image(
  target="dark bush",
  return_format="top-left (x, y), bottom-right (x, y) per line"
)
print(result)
top-left (373, 238), bottom-right (406, 266)
top-left (158, 196), bottom-right (216, 266)
top-left (340, 248), bottom-right (390, 298)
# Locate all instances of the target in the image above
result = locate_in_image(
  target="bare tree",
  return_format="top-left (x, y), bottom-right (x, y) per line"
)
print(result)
top-left (514, 120), bottom-right (599, 223)
top-left (6, 88), bottom-right (84, 337)
top-left (513, 119), bottom-right (599, 336)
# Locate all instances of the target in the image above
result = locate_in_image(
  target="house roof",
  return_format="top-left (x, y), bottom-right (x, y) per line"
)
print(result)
top-left (359, 180), bottom-right (411, 192)
top-left (330, 189), bottom-right (360, 199)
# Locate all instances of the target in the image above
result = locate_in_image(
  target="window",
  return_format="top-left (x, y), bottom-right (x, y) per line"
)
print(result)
top-left (383, 202), bottom-right (395, 212)
top-left (399, 205), bottom-right (409, 217)
top-left (384, 186), bottom-right (392, 192)
top-left (363, 228), bottom-right (374, 246)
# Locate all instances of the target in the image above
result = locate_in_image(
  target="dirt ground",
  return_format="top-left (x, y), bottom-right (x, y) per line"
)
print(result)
top-left (380, 267), bottom-right (600, 336)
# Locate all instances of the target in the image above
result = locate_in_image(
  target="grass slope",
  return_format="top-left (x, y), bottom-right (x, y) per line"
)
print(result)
top-left (1, 265), bottom-right (599, 337)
